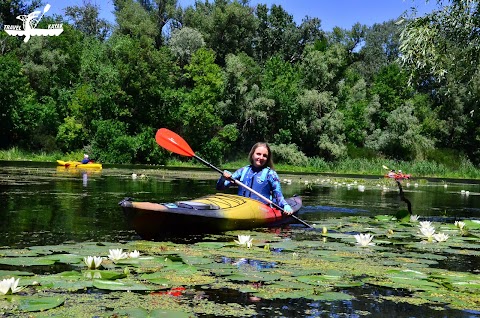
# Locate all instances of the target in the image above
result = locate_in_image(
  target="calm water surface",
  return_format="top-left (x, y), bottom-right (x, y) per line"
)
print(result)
top-left (2, 161), bottom-right (479, 248)
top-left (1, 161), bottom-right (480, 317)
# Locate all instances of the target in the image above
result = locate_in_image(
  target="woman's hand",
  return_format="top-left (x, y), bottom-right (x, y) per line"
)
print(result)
top-left (223, 170), bottom-right (232, 179)
top-left (283, 204), bottom-right (293, 215)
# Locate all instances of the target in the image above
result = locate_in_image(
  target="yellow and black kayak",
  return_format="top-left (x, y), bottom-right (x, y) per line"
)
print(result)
top-left (119, 193), bottom-right (302, 239)
top-left (57, 160), bottom-right (102, 169)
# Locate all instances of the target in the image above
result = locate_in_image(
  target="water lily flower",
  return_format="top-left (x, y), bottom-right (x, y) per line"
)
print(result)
top-left (433, 233), bottom-right (449, 242)
top-left (83, 256), bottom-right (103, 269)
top-left (0, 277), bottom-right (23, 295)
top-left (420, 226), bottom-right (435, 240)
top-left (108, 249), bottom-right (128, 261)
top-left (419, 221), bottom-right (433, 229)
top-left (354, 233), bottom-right (375, 247)
top-left (410, 215), bottom-right (419, 222)
top-left (454, 221), bottom-right (466, 230)
top-left (129, 250), bottom-right (140, 258)
top-left (235, 235), bottom-right (253, 248)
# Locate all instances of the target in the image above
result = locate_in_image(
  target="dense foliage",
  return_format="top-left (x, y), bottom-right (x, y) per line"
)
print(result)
top-left (0, 0), bottom-right (477, 167)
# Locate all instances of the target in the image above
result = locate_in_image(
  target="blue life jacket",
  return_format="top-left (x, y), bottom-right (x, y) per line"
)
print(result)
top-left (237, 166), bottom-right (272, 204)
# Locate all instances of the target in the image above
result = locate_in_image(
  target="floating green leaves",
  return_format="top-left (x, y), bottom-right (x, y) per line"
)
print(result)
top-left (0, 213), bottom-right (480, 316)
top-left (9, 295), bottom-right (65, 312)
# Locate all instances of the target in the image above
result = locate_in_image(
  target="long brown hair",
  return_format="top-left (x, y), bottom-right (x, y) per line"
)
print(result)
top-left (248, 142), bottom-right (274, 169)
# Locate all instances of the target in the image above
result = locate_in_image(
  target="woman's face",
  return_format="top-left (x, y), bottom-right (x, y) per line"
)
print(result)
top-left (252, 146), bottom-right (268, 168)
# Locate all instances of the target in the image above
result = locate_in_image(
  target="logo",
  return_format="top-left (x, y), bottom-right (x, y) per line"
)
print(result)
top-left (3, 4), bottom-right (63, 43)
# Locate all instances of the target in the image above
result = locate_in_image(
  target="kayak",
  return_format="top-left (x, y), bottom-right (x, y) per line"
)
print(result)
top-left (384, 172), bottom-right (411, 180)
top-left (119, 193), bottom-right (303, 239)
top-left (57, 160), bottom-right (102, 169)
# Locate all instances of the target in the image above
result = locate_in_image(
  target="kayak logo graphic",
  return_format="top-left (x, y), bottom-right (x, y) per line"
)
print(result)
top-left (3, 4), bottom-right (63, 43)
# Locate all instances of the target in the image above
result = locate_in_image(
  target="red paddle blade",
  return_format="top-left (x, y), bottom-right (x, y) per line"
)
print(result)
top-left (155, 128), bottom-right (195, 157)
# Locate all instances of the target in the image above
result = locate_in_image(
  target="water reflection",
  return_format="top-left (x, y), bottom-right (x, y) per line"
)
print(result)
top-left (1, 162), bottom-right (480, 248)
top-left (1, 162), bottom-right (480, 317)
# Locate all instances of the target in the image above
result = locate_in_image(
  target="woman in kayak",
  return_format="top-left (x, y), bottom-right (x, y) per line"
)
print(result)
top-left (216, 142), bottom-right (294, 215)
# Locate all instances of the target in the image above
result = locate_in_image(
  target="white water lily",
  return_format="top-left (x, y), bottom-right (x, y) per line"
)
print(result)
top-left (354, 233), bottom-right (375, 247)
top-left (83, 256), bottom-right (103, 269)
top-left (235, 235), bottom-right (253, 248)
top-left (454, 221), bottom-right (466, 230)
top-left (420, 226), bottom-right (435, 239)
top-left (410, 215), bottom-right (420, 222)
top-left (108, 249), bottom-right (128, 261)
top-left (129, 250), bottom-right (140, 258)
top-left (419, 221), bottom-right (433, 229)
top-left (433, 233), bottom-right (449, 242)
top-left (0, 277), bottom-right (23, 295)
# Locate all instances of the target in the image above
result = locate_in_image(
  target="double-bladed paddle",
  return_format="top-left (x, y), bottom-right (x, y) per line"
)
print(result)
top-left (155, 128), bottom-right (313, 228)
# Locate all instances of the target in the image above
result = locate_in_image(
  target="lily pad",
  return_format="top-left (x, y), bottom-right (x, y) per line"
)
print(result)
top-left (93, 279), bottom-right (153, 291)
top-left (0, 256), bottom-right (56, 266)
top-left (0, 270), bottom-right (34, 278)
top-left (10, 295), bottom-right (65, 312)
top-left (226, 271), bottom-right (282, 282)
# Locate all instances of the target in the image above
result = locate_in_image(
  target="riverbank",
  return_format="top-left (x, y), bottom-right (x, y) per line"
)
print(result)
top-left (1, 147), bottom-right (479, 180)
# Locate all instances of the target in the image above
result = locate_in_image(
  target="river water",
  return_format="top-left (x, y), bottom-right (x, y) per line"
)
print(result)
top-left (2, 161), bottom-right (479, 247)
top-left (1, 161), bottom-right (480, 317)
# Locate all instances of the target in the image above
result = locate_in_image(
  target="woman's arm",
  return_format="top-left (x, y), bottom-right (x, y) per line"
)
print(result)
top-left (216, 167), bottom-right (243, 190)
top-left (268, 170), bottom-right (288, 207)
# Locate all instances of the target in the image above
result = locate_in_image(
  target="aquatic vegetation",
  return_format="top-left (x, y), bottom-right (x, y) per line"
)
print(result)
top-left (420, 226), bottom-right (435, 241)
top-left (108, 248), bottom-right (128, 261)
top-left (454, 221), bottom-right (465, 230)
top-left (234, 235), bottom-right (253, 248)
top-left (83, 256), bottom-right (103, 269)
top-left (410, 214), bottom-right (419, 222)
top-left (354, 233), bottom-right (375, 247)
top-left (433, 233), bottom-right (449, 242)
top-left (128, 250), bottom-right (140, 258)
top-left (419, 221), bottom-right (433, 229)
top-left (0, 214), bottom-right (479, 316)
top-left (0, 277), bottom-right (23, 295)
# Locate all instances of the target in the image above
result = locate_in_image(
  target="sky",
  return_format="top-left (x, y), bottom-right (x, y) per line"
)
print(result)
top-left (43, 0), bottom-right (439, 31)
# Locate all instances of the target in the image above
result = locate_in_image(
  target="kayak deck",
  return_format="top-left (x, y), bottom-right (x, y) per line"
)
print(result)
top-left (119, 193), bottom-right (302, 239)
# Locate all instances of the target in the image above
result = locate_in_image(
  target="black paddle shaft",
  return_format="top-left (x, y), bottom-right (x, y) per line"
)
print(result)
top-left (193, 155), bottom-right (313, 228)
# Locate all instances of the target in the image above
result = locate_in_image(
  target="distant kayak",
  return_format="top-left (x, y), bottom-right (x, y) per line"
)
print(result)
top-left (56, 160), bottom-right (102, 169)
top-left (119, 193), bottom-right (302, 239)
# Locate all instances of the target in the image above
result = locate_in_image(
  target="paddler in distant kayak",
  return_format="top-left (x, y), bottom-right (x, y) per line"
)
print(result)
top-left (216, 142), bottom-right (294, 215)
top-left (81, 154), bottom-right (91, 164)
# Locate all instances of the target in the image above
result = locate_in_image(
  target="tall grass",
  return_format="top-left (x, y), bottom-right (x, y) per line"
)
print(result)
top-left (0, 147), bottom-right (69, 162)
top-left (1, 147), bottom-right (479, 180)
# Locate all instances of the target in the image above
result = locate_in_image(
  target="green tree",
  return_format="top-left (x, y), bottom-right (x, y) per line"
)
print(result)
top-left (64, 1), bottom-right (112, 41)
top-left (296, 89), bottom-right (346, 159)
top-left (261, 55), bottom-right (301, 143)
top-left (107, 33), bottom-right (179, 132)
top-left (0, 53), bottom-right (27, 147)
top-left (356, 20), bottom-right (402, 82)
top-left (180, 48), bottom-right (226, 161)
top-left (399, 0), bottom-right (480, 163)
top-left (183, 0), bottom-right (257, 65)
top-left (365, 102), bottom-right (434, 160)
top-left (113, 0), bottom-right (158, 45)
top-left (369, 63), bottom-right (415, 129)
top-left (167, 26), bottom-right (205, 66)
top-left (220, 52), bottom-right (261, 148)
top-left (300, 43), bottom-right (348, 93)
top-left (136, 0), bottom-right (182, 47)
top-left (254, 4), bottom-right (323, 64)
top-left (337, 69), bottom-right (371, 146)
